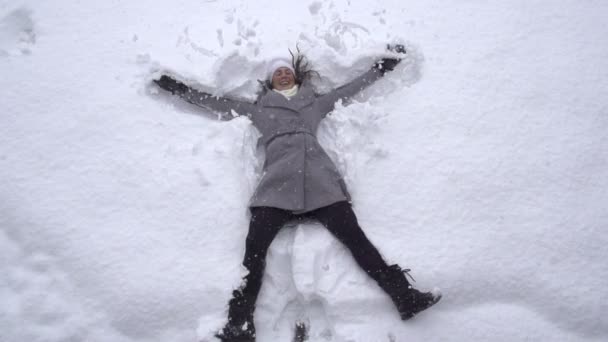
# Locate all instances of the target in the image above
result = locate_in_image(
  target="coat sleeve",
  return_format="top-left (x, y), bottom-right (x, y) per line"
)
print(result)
top-left (155, 75), bottom-right (256, 121)
top-left (315, 67), bottom-right (384, 116)
top-left (180, 87), bottom-right (257, 121)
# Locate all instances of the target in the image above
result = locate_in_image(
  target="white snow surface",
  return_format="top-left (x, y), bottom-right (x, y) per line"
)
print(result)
top-left (1, 0), bottom-right (608, 341)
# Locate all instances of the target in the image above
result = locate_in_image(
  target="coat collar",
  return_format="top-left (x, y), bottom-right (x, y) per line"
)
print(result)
top-left (259, 82), bottom-right (315, 111)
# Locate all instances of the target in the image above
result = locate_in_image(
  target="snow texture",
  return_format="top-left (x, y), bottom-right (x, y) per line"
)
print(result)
top-left (1, 0), bottom-right (608, 341)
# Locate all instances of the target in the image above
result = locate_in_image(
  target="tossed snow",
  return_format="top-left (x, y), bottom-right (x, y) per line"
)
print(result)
top-left (1, 0), bottom-right (608, 341)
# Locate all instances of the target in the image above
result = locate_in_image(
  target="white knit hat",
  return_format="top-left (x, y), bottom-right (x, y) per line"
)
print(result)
top-left (267, 58), bottom-right (294, 80)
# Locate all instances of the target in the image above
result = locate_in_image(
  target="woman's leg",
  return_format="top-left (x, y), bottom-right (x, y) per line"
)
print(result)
top-left (240, 206), bottom-right (294, 300)
top-left (217, 206), bottom-right (293, 341)
top-left (310, 201), bottom-right (441, 320)
top-left (309, 201), bottom-right (388, 280)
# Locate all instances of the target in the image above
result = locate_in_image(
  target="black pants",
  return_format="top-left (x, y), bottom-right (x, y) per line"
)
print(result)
top-left (240, 201), bottom-right (389, 301)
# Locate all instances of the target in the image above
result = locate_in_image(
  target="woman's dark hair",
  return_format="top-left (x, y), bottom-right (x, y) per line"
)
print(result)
top-left (290, 46), bottom-right (318, 85)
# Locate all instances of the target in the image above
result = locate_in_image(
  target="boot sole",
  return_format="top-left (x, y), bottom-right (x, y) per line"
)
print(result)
top-left (215, 337), bottom-right (255, 342)
top-left (214, 333), bottom-right (255, 342)
top-left (400, 292), bottom-right (442, 320)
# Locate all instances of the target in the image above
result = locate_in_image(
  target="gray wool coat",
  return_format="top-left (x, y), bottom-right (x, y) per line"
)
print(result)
top-left (178, 68), bottom-right (384, 213)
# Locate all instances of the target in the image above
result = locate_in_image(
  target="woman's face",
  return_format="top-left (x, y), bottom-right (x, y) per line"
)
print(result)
top-left (271, 67), bottom-right (296, 91)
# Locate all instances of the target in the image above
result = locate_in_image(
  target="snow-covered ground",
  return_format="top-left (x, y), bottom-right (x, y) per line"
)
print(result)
top-left (2, 1), bottom-right (608, 341)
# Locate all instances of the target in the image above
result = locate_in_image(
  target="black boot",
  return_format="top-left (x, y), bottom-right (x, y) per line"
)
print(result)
top-left (215, 290), bottom-right (256, 342)
top-left (377, 264), bottom-right (441, 320)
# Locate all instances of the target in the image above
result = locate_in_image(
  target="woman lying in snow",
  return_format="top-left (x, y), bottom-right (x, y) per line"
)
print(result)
top-left (153, 45), bottom-right (440, 342)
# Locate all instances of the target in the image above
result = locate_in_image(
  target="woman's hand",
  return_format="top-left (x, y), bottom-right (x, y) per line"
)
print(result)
top-left (154, 75), bottom-right (189, 95)
top-left (373, 44), bottom-right (407, 75)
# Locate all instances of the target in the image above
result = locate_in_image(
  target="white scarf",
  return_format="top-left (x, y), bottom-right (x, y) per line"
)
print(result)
top-left (273, 85), bottom-right (299, 99)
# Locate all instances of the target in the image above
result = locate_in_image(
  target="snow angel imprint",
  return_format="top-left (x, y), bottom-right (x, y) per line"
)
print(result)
top-left (153, 44), bottom-right (440, 342)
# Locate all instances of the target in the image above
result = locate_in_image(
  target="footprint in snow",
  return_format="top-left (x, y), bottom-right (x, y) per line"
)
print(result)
top-left (0, 8), bottom-right (35, 57)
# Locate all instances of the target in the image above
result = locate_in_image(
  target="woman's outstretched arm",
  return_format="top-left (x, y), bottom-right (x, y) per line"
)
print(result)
top-left (154, 75), bottom-right (256, 121)
top-left (316, 45), bottom-right (406, 115)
